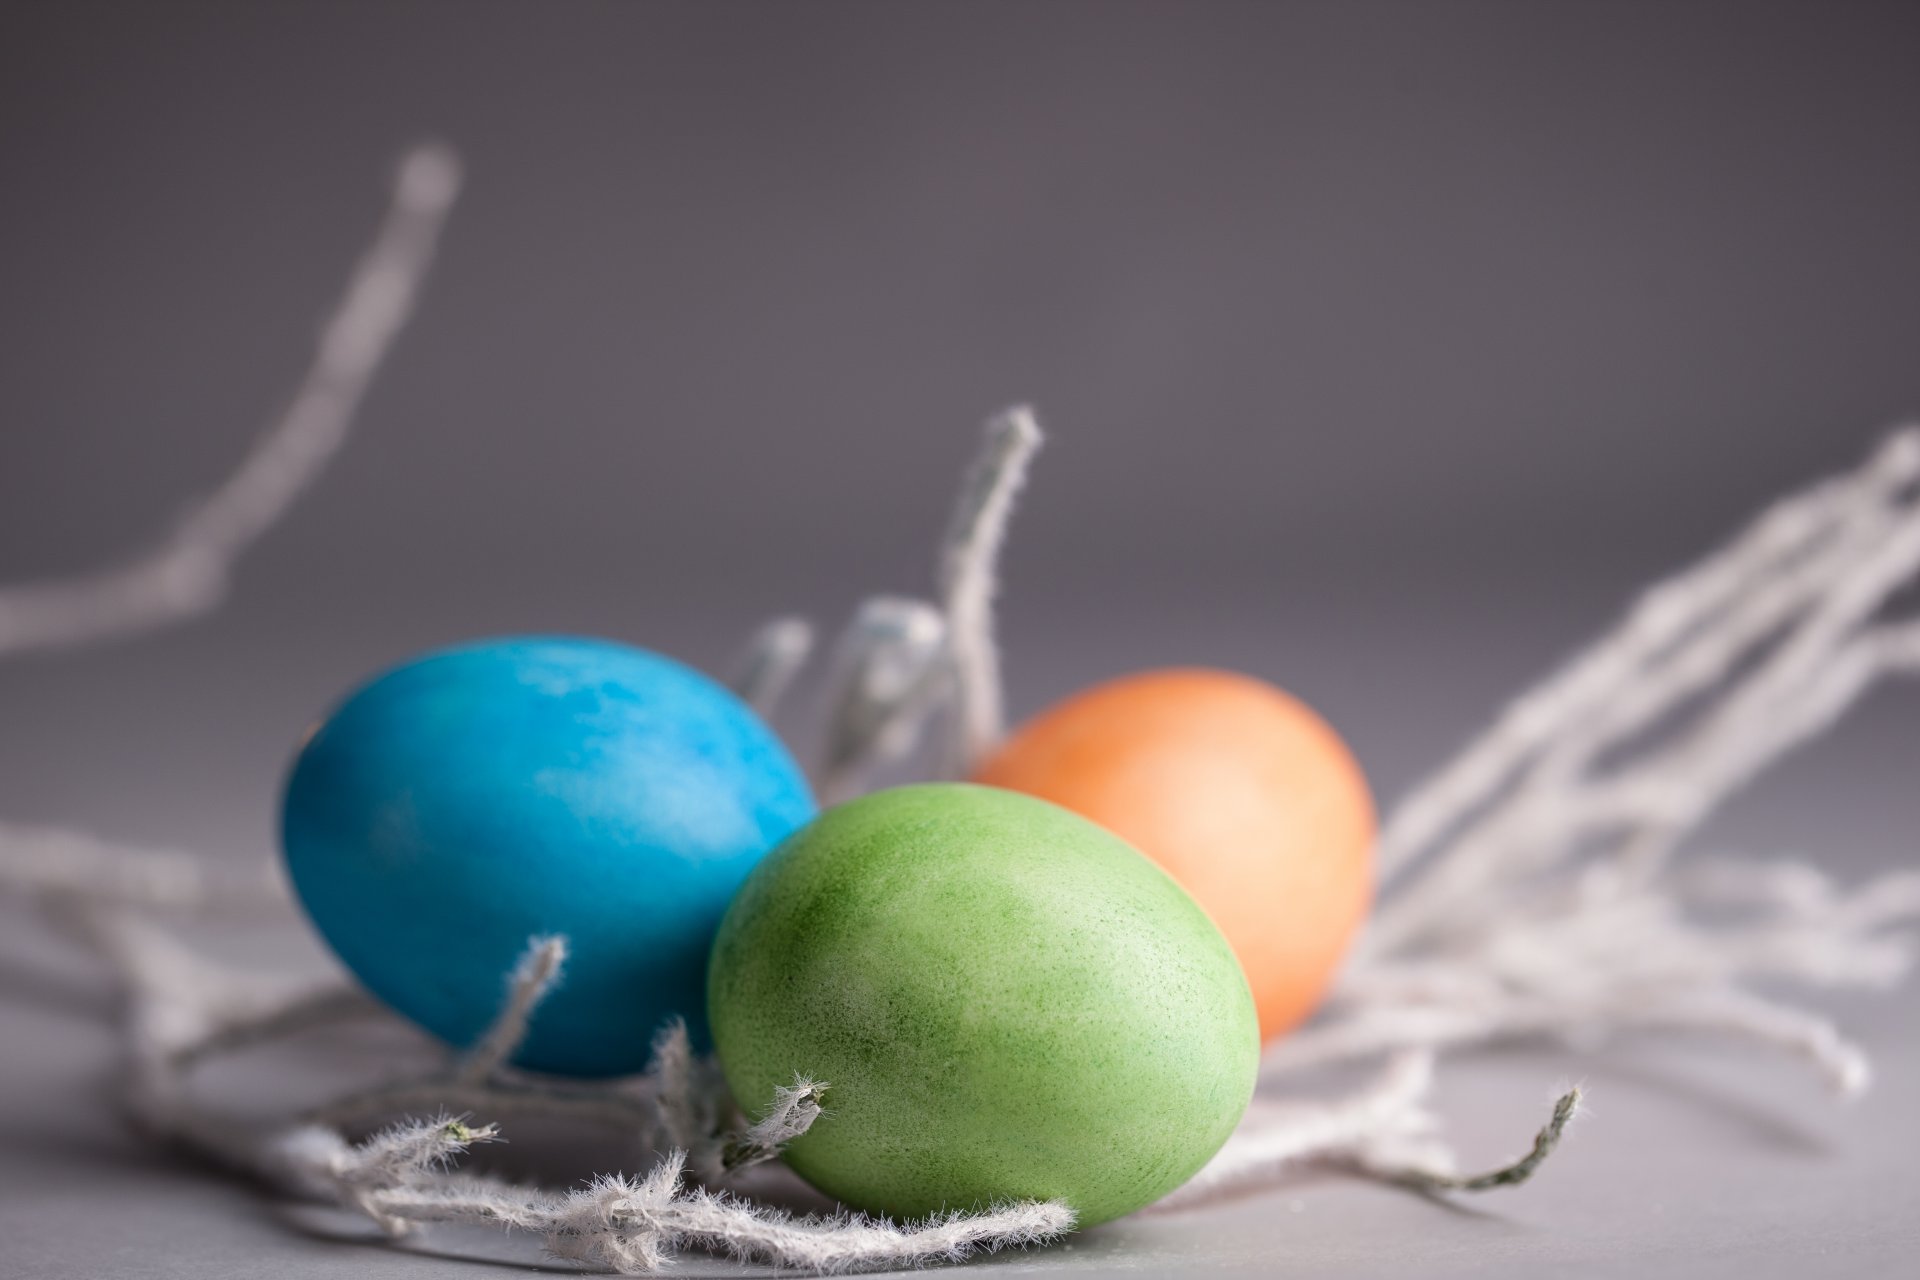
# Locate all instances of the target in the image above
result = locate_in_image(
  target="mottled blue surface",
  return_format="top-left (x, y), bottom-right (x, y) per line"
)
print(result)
top-left (281, 636), bottom-right (816, 1077)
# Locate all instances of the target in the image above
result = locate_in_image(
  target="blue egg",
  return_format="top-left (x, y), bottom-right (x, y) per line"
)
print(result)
top-left (281, 636), bottom-right (816, 1077)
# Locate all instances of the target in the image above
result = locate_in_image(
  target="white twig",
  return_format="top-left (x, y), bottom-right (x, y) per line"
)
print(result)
top-left (814, 597), bottom-right (948, 804)
top-left (723, 1075), bottom-right (828, 1173)
top-left (0, 143), bottom-right (461, 658)
top-left (1154, 1052), bottom-right (1442, 1210)
top-left (372, 1153), bottom-right (1074, 1275)
top-left (728, 617), bottom-right (814, 718)
top-left (654, 1189), bottom-right (1073, 1275)
top-left (1159, 1051), bottom-right (1579, 1210)
top-left (810, 408), bottom-right (1042, 800)
top-left (1357, 1087), bottom-right (1582, 1193)
top-left (1262, 986), bottom-right (1875, 1096)
top-left (0, 821), bottom-right (285, 915)
top-left (643, 1018), bottom-right (733, 1182)
top-left (937, 406), bottom-right (1042, 776)
top-left (645, 1018), bottom-right (703, 1151)
top-left (283, 1115), bottom-right (504, 1234)
top-left (456, 936), bottom-right (568, 1084)
top-left (1282, 855), bottom-right (1917, 1093)
top-left (1372, 428), bottom-right (1920, 895)
top-left (1306, 431), bottom-right (1920, 1100)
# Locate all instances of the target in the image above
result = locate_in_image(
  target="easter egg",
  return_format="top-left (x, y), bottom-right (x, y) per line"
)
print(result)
top-left (282, 636), bottom-right (815, 1077)
top-left (972, 668), bottom-right (1374, 1041)
top-left (708, 783), bottom-right (1258, 1227)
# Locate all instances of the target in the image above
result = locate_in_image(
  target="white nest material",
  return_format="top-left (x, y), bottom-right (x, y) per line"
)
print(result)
top-left (3, 145), bottom-right (1916, 1274)
top-left (1262, 428), bottom-right (1920, 1098)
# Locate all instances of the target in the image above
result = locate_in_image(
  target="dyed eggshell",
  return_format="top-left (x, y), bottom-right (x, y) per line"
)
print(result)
top-left (973, 668), bottom-right (1374, 1041)
top-left (282, 636), bottom-right (815, 1077)
top-left (707, 783), bottom-right (1259, 1227)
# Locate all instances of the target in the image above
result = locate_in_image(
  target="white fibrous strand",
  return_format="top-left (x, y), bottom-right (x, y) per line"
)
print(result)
top-left (0, 144), bottom-right (461, 660)
top-left (805, 407), bottom-right (1043, 799)
top-left (0, 820), bottom-right (286, 914)
top-left (1288, 429), bottom-right (1920, 1096)
top-left (370, 1152), bottom-right (1075, 1276)
top-left (753, 406), bottom-right (1043, 801)
top-left (642, 1018), bottom-right (733, 1181)
top-left (1154, 1051), bottom-right (1581, 1210)
top-left (1153, 1052), bottom-right (1446, 1210)
top-left (728, 617), bottom-right (815, 718)
top-left (455, 935), bottom-right (568, 1084)
top-left (936, 405), bottom-right (1043, 777)
top-left (724, 1075), bottom-right (829, 1172)
top-left (1, 145), bottom-right (1916, 1274)
top-left (814, 596), bottom-right (949, 803)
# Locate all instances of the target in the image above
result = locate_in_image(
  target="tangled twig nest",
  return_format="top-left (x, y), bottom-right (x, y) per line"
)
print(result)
top-left (2, 145), bottom-right (1916, 1273)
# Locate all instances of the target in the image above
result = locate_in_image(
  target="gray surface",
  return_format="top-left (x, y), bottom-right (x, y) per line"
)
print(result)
top-left (4, 1), bottom-right (1920, 1276)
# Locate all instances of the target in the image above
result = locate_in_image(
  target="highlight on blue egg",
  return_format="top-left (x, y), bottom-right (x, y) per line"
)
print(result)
top-left (280, 636), bottom-right (816, 1077)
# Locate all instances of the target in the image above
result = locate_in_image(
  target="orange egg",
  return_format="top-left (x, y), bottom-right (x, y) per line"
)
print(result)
top-left (972, 668), bottom-right (1374, 1041)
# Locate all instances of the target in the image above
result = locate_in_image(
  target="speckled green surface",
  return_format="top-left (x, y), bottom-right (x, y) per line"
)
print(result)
top-left (707, 783), bottom-right (1260, 1227)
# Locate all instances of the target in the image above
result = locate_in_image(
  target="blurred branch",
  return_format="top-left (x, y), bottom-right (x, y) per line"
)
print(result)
top-left (0, 144), bottom-right (462, 658)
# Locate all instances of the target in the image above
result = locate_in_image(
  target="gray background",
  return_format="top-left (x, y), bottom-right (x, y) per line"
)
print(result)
top-left (2, 2), bottom-right (1918, 1276)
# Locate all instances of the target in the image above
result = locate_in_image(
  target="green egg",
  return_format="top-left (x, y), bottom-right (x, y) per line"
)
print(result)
top-left (707, 783), bottom-right (1259, 1227)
